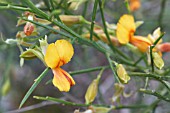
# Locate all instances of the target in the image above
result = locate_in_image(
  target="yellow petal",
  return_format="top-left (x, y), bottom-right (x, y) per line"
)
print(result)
top-left (52, 68), bottom-right (75, 92)
top-left (44, 43), bottom-right (60, 69)
top-left (116, 15), bottom-right (136, 44)
top-left (55, 39), bottom-right (74, 67)
top-left (130, 36), bottom-right (152, 52)
top-left (116, 23), bottom-right (130, 44)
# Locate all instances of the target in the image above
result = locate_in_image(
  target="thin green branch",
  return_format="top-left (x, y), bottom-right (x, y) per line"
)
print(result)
top-left (90, 0), bottom-right (98, 41)
top-left (33, 96), bottom-right (110, 107)
top-left (153, 32), bottom-right (165, 46)
top-left (70, 66), bottom-right (109, 76)
top-left (115, 105), bottom-right (147, 109)
top-left (124, 0), bottom-right (131, 14)
top-left (140, 89), bottom-right (170, 102)
top-left (158, 0), bottom-right (167, 28)
top-left (129, 72), bottom-right (170, 92)
top-left (106, 53), bottom-right (120, 83)
top-left (0, 3), bottom-right (31, 11)
top-left (150, 45), bottom-right (154, 73)
top-left (19, 67), bottom-right (50, 108)
top-left (34, 95), bottom-right (148, 109)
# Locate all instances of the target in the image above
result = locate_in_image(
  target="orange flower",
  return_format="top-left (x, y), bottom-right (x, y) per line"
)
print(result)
top-left (129, 0), bottom-right (141, 12)
top-left (116, 14), bottom-right (152, 52)
top-left (44, 39), bottom-right (75, 92)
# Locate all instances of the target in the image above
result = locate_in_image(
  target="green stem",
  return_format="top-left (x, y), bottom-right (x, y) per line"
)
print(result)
top-left (106, 53), bottom-right (120, 83)
top-left (158, 0), bottom-right (167, 28)
top-left (153, 32), bottom-right (165, 46)
top-left (19, 67), bottom-right (50, 108)
top-left (90, 0), bottom-right (98, 41)
top-left (150, 46), bottom-right (154, 73)
top-left (70, 66), bottom-right (109, 76)
top-left (21, 0), bottom-right (49, 19)
top-left (140, 89), bottom-right (170, 102)
top-left (34, 95), bottom-right (148, 109)
top-left (115, 105), bottom-right (147, 109)
top-left (124, 0), bottom-right (131, 14)
top-left (129, 72), bottom-right (170, 92)
top-left (33, 96), bottom-right (110, 107)
top-left (0, 3), bottom-right (31, 11)
top-left (133, 54), bottom-right (146, 66)
top-left (49, 0), bottom-right (55, 11)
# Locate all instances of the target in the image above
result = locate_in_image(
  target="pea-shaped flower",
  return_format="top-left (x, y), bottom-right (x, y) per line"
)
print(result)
top-left (44, 39), bottom-right (75, 92)
top-left (116, 14), bottom-right (152, 53)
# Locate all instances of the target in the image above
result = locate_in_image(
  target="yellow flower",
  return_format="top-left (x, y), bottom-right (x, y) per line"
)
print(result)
top-left (116, 14), bottom-right (152, 53)
top-left (44, 39), bottom-right (75, 92)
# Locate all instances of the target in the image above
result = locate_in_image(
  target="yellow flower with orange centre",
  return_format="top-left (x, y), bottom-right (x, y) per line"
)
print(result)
top-left (116, 14), bottom-right (152, 52)
top-left (44, 39), bottom-right (75, 92)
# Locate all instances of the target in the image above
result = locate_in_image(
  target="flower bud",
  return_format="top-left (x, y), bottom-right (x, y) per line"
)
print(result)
top-left (1, 78), bottom-right (11, 96)
top-left (152, 52), bottom-right (164, 69)
top-left (85, 73), bottom-right (102, 104)
top-left (111, 83), bottom-right (124, 102)
top-left (20, 48), bottom-right (44, 62)
top-left (74, 109), bottom-right (93, 113)
top-left (59, 15), bottom-right (88, 26)
top-left (68, 0), bottom-right (88, 10)
top-left (39, 36), bottom-right (48, 56)
top-left (116, 64), bottom-right (130, 84)
top-left (24, 22), bottom-right (34, 36)
top-left (89, 106), bottom-right (112, 113)
top-left (129, 0), bottom-right (141, 12)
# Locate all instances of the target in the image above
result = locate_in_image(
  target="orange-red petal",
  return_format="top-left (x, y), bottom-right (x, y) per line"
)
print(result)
top-left (52, 68), bottom-right (75, 92)
top-left (130, 36), bottom-right (152, 52)
top-left (157, 43), bottom-right (170, 52)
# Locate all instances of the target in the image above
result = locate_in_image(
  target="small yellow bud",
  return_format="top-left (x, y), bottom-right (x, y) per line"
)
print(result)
top-left (85, 73), bottom-right (102, 105)
top-left (116, 64), bottom-right (130, 84)
top-left (59, 15), bottom-right (88, 26)
top-left (39, 36), bottom-right (48, 56)
top-left (20, 48), bottom-right (44, 62)
top-left (2, 78), bottom-right (11, 96)
top-left (111, 83), bottom-right (124, 102)
top-left (152, 52), bottom-right (164, 69)
top-left (89, 106), bottom-right (112, 113)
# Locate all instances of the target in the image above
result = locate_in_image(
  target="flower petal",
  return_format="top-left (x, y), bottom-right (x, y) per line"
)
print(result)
top-left (116, 15), bottom-right (136, 44)
top-left (130, 36), bottom-right (152, 52)
top-left (55, 40), bottom-right (74, 66)
top-left (45, 43), bottom-right (60, 69)
top-left (52, 68), bottom-right (75, 92)
top-left (157, 43), bottom-right (170, 52)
